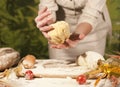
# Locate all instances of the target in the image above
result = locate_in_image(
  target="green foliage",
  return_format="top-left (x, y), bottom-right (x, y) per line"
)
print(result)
top-left (106, 0), bottom-right (120, 54)
top-left (0, 0), bottom-right (49, 59)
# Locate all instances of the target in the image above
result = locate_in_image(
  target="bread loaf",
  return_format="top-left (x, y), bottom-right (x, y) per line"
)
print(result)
top-left (0, 47), bottom-right (20, 71)
top-left (77, 51), bottom-right (105, 70)
top-left (22, 54), bottom-right (36, 69)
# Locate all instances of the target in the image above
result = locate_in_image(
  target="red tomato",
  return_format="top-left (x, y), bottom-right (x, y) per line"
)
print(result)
top-left (25, 70), bottom-right (34, 80)
top-left (76, 74), bottom-right (86, 84)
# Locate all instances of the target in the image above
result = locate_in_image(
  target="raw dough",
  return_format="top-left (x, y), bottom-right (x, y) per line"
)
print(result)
top-left (48, 21), bottom-right (70, 44)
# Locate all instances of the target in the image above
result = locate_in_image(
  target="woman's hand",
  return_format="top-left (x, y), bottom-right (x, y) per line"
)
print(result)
top-left (50, 22), bottom-right (92, 49)
top-left (35, 7), bottom-right (55, 39)
top-left (50, 33), bottom-right (85, 49)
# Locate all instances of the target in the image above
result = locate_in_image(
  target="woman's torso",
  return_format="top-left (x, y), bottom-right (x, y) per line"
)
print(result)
top-left (55, 0), bottom-right (111, 42)
top-left (39, 0), bottom-right (112, 59)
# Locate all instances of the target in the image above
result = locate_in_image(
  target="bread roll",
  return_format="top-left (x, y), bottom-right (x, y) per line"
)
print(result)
top-left (22, 55), bottom-right (36, 69)
top-left (48, 21), bottom-right (70, 44)
top-left (77, 51), bottom-right (105, 70)
top-left (0, 47), bottom-right (20, 71)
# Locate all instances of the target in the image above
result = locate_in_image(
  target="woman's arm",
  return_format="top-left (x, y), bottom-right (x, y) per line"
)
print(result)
top-left (35, 0), bottom-right (58, 39)
top-left (39, 0), bottom-right (58, 23)
top-left (75, 0), bottom-right (107, 37)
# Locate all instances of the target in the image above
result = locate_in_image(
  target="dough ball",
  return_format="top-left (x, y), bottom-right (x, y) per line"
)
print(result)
top-left (48, 21), bottom-right (70, 44)
top-left (77, 51), bottom-right (105, 70)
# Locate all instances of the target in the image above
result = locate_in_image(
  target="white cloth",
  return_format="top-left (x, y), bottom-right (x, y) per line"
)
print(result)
top-left (1, 60), bottom-right (114, 87)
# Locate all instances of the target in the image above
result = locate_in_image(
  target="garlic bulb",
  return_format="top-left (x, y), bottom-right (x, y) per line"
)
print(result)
top-left (77, 51), bottom-right (105, 70)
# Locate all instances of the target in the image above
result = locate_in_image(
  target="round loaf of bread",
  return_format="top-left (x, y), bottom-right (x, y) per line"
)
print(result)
top-left (77, 51), bottom-right (105, 70)
top-left (22, 54), bottom-right (36, 69)
top-left (0, 47), bottom-right (20, 71)
top-left (48, 21), bottom-right (70, 44)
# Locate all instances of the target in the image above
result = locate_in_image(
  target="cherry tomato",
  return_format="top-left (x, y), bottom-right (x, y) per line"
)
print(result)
top-left (76, 74), bottom-right (86, 84)
top-left (25, 70), bottom-right (34, 80)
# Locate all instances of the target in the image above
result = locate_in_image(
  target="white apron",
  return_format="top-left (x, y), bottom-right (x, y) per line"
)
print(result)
top-left (39, 0), bottom-right (112, 61)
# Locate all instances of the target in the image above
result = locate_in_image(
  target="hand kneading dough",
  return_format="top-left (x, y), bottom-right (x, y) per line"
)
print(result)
top-left (77, 51), bottom-right (105, 70)
top-left (48, 21), bottom-right (70, 44)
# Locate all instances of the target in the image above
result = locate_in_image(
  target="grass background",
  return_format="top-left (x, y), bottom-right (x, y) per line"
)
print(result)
top-left (0, 0), bottom-right (119, 59)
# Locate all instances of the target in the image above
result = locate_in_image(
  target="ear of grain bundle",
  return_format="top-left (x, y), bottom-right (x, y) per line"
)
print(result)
top-left (0, 47), bottom-right (20, 71)
top-left (48, 21), bottom-right (70, 44)
top-left (0, 80), bottom-right (11, 87)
